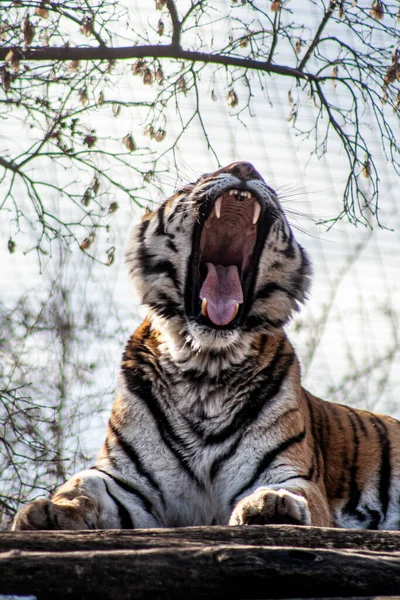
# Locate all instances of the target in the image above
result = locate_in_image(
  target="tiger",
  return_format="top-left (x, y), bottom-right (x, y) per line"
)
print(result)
top-left (12, 161), bottom-right (400, 532)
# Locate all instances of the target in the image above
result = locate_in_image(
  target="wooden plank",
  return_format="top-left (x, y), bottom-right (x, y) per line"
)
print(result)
top-left (1, 526), bottom-right (400, 599)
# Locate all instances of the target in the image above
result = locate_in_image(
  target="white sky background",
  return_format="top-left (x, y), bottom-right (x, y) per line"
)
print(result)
top-left (0, 0), bottom-right (399, 461)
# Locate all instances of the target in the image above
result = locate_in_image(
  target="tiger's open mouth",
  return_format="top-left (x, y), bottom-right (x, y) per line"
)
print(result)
top-left (186, 188), bottom-right (265, 329)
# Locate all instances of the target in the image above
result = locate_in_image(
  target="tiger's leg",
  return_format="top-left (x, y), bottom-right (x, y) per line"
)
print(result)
top-left (12, 469), bottom-right (159, 531)
top-left (229, 482), bottom-right (332, 527)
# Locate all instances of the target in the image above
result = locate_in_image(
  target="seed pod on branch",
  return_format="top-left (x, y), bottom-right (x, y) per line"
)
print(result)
top-left (132, 59), bottom-right (146, 75)
top-left (157, 19), bottom-right (164, 36)
top-left (83, 134), bottom-right (97, 148)
top-left (67, 60), bottom-right (80, 73)
top-left (370, 0), bottom-right (384, 20)
top-left (108, 202), bottom-right (119, 214)
top-left (143, 68), bottom-right (154, 85)
top-left (227, 89), bottom-right (239, 107)
top-left (79, 87), bottom-right (88, 106)
top-left (6, 49), bottom-right (21, 72)
top-left (155, 67), bottom-right (164, 84)
top-left (80, 17), bottom-right (93, 37)
top-left (35, 1), bottom-right (49, 18)
top-left (270, 0), bottom-right (281, 13)
top-left (22, 16), bottom-right (35, 45)
top-left (362, 157), bottom-right (371, 178)
top-left (8, 239), bottom-right (16, 254)
top-left (123, 134), bottom-right (136, 151)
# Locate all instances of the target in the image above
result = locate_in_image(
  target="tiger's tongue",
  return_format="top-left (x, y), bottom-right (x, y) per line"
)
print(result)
top-left (199, 263), bottom-right (243, 326)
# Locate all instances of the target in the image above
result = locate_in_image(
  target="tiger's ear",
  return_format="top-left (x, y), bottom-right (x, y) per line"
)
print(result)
top-left (141, 206), bottom-right (154, 222)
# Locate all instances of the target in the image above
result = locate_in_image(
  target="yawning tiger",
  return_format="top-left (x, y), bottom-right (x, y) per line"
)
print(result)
top-left (12, 162), bottom-right (400, 531)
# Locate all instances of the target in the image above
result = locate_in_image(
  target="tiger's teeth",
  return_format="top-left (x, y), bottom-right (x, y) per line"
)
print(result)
top-left (253, 201), bottom-right (261, 225)
top-left (232, 303), bottom-right (239, 320)
top-left (201, 298), bottom-right (208, 317)
top-left (215, 197), bottom-right (222, 219)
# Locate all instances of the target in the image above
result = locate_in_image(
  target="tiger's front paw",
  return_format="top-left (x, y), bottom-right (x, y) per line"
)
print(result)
top-left (12, 496), bottom-right (99, 531)
top-left (229, 488), bottom-right (311, 526)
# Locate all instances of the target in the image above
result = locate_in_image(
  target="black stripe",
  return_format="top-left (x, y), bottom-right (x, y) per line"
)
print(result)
top-left (230, 429), bottom-right (306, 508)
top-left (329, 404), bottom-right (348, 499)
top-left (122, 369), bottom-right (202, 486)
top-left (205, 342), bottom-right (294, 446)
top-left (150, 259), bottom-right (181, 290)
top-left (304, 392), bottom-right (320, 482)
top-left (255, 282), bottom-right (294, 301)
top-left (372, 415), bottom-right (391, 520)
top-left (91, 466), bottom-right (154, 516)
top-left (148, 296), bottom-right (184, 319)
top-left (244, 313), bottom-right (286, 331)
top-left (155, 205), bottom-right (165, 235)
top-left (343, 408), bottom-right (361, 516)
top-left (209, 406), bottom-right (300, 481)
top-left (166, 238), bottom-right (178, 253)
top-left (281, 228), bottom-right (296, 258)
top-left (108, 419), bottom-right (163, 499)
top-left (103, 481), bottom-right (134, 529)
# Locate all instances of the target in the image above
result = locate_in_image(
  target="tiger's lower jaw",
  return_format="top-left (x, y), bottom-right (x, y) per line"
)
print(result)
top-left (186, 320), bottom-right (243, 351)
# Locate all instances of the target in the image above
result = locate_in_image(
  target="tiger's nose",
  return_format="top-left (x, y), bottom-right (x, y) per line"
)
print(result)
top-left (218, 162), bottom-right (264, 182)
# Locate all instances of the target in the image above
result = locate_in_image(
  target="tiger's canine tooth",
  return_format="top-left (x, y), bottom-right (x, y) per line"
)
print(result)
top-left (215, 197), bottom-right (222, 219)
top-left (201, 298), bottom-right (208, 316)
top-left (253, 200), bottom-right (261, 225)
top-left (232, 303), bottom-right (239, 320)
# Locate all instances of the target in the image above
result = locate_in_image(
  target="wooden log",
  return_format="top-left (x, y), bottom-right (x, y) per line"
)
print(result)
top-left (1, 526), bottom-right (400, 599)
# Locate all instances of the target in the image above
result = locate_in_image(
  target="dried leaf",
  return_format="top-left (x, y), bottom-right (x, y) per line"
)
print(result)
top-left (211, 90), bottom-right (217, 101)
top-left (370, 0), bottom-right (384, 20)
top-left (80, 17), bottom-right (93, 37)
top-left (106, 249), bottom-right (115, 266)
top-left (156, 0), bottom-right (167, 8)
top-left (157, 19), bottom-right (164, 36)
top-left (288, 90), bottom-right (293, 105)
top-left (1, 68), bottom-right (11, 92)
top-left (68, 60), bottom-right (80, 73)
top-left (81, 189), bottom-right (91, 206)
top-left (362, 158), bottom-right (371, 178)
top-left (79, 87), bottom-right (88, 106)
top-left (240, 36), bottom-right (249, 48)
top-left (132, 59), bottom-right (146, 75)
top-left (287, 104), bottom-right (298, 125)
top-left (295, 39), bottom-right (303, 54)
top-left (83, 134), bottom-right (97, 148)
top-left (144, 124), bottom-right (155, 137)
top-left (80, 237), bottom-right (92, 251)
top-left (154, 129), bottom-right (166, 142)
top-left (108, 202), bottom-right (119, 214)
top-left (270, 0), bottom-right (281, 12)
top-left (91, 175), bottom-right (100, 194)
top-left (22, 16), bottom-right (35, 45)
top-left (143, 68), bottom-right (154, 85)
top-left (155, 67), bottom-right (164, 83)
top-left (332, 65), bottom-right (339, 88)
top-left (6, 49), bottom-right (20, 72)
top-left (97, 91), bottom-right (104, 106)
top-left (384, 65), bottom-right (397, 85)
top-left (8, 239), bottom-right (16, 254)
top-left (36, 2), bottom-right (49, 18)
top-left (123, 134), bottom-right (136, 152)
top-left (112, 103), bottom-right (121, 118)
top-left (227, 89), bottom-right (239, 107)
top-left (394, 92), bottom-right (400, 112)
top-left (177, 75), bottom-right (187, 92)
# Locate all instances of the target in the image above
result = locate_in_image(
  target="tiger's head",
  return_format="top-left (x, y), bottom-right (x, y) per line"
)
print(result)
top-left (126, 162), bottom-right (311, 351)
